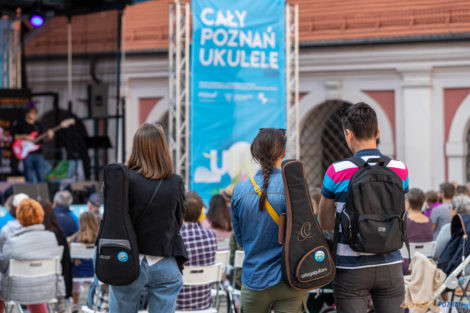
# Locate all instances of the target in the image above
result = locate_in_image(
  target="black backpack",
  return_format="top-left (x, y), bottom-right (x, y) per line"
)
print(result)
top-left (338, 156), bottom-right (409, 255)
top-left (250, 160), bottom-right (335, 290)
top-left (95, 163), bottom-right (162, 285)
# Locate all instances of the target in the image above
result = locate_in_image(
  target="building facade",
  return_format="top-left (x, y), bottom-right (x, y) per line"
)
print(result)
top-left (24, 0), bottom-right (470, 190)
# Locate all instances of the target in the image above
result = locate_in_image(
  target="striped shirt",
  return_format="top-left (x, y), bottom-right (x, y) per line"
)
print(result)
top-left (321, 149), bottom-right (409, 269)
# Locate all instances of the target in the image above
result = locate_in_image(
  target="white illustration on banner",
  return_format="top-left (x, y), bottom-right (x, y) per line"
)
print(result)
top-left (258, 92), bottom-right (267, 104)
top-left (194, 141), bottom-right (258, 183)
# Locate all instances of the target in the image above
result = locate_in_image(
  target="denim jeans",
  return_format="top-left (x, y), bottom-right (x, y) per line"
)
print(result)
top-left (109, 257), bottom-right (183, 313)
top-left (23, 153), bottom-right (45, 182)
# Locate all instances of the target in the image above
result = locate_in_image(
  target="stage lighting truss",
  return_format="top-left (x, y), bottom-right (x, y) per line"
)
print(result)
top-left (168, 1), bottom-right (300, 187)
top-left (169, 1), bottom-right (191, 188)
top-left (285, 4), bottom-right (300, 160)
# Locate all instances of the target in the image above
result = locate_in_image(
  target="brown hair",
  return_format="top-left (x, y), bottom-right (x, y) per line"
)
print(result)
top-left (126, 123), bottom-right (173, 180)
top-left (407, 188), bottom-right (425, 211)
top-left (440, 182), bottom-right (456, 200)
top-left (251, 128), bottom-right (287, 211)
top-left (184, 191), bottom-right (204, 223)
top-left (76, 212), bottom-right (99, 244)
top-left (425, 190), bottom-right (438, 205)
top-left (40, 199), bottom-right (63, 232)
top-left (17, 199), bottom-right (45, 227)
top-left (207, 195), bottom-right (233, 232)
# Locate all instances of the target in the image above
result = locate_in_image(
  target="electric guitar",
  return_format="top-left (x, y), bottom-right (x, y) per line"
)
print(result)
top-left (12, 118), bottom-right (75, 160)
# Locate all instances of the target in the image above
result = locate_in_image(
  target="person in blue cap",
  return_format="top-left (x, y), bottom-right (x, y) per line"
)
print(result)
top-left (87, 193), bottom-right (102, 223)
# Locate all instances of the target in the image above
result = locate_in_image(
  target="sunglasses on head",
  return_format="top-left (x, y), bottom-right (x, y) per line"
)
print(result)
top-left (259, 128), bottom-right (286, 135)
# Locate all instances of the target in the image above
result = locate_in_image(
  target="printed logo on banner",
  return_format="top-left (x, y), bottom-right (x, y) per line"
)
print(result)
top-left (190, 0), bottom-right (287, 204)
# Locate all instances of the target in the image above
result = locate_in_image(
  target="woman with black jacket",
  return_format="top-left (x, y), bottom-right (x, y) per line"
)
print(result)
top-left (108, 123), bottom-right (187, 313)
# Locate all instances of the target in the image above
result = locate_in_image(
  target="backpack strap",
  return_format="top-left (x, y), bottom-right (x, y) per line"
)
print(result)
top-left (249, 177), bottom-right (280, 226)
top-left (348, 155), bottom-right (392, 168)
top-left (333, 214), bottom-right (341, 264)
top-left (404, 234), bottom-right (411, 263)
top-left (348, 156), bottom-right (368, 168)
top-left (134, 179), bottom-right (163, 225)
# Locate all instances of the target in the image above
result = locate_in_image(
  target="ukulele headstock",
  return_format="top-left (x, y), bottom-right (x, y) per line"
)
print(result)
top-left (60, 118), bottom-right (75, 129)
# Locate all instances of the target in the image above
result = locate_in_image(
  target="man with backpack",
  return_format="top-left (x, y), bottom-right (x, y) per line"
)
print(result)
top-left (319, 103), bottom-right (409, 313)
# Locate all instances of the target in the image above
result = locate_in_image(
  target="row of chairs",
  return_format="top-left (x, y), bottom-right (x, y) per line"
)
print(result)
top-left (3, 243), bottom-right (93, 313)
top-left (4, 258), bottom-right (63, 313)
top-left (80, 249), bottom-right (246, 313)
top-left (3, 242), bottom-right (438, 313)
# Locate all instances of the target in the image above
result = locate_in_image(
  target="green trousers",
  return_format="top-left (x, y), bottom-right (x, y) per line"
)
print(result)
top-left (240, 282), bottom-right (308, 313)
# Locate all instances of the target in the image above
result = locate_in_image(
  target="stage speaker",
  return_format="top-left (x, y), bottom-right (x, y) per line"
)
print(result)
top-left (69, 181), bottom-right (100, 204)
top-left (88, 83), bottom-right (108, 118)
top-left (13, 182), bottom-right (50, 202)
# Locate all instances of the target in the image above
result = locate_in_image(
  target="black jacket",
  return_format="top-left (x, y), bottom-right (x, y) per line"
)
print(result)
top-left (128, 170), bottom-right (188, 268)
top-left (52, 226), bottom-right (73, 298)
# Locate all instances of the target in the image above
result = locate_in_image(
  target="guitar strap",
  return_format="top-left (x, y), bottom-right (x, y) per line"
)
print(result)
top-left (249, 177), bottom-right (280, 226)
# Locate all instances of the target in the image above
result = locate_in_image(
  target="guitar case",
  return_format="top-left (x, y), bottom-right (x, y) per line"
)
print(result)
top-left (95, 163), bottom-right (140, 285)
top-left (279, 159), bottom-right (335, 290)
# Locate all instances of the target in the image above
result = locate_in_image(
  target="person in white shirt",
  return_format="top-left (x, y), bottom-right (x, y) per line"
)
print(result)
top-left (0, 193), bottom-right (29, 247)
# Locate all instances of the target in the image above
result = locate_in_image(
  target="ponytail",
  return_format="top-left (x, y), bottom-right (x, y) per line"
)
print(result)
top-left (250, 128), bottom-right (287, 211)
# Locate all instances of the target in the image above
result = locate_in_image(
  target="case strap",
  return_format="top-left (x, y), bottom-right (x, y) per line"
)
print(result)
top-left (135, 179), bottom-right (163, 225)
top-left (249, 177), bottom-right (280, 226)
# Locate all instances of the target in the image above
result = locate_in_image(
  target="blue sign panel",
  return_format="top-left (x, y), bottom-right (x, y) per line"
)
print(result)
top-left (190, 0), bottom-right (287, 204)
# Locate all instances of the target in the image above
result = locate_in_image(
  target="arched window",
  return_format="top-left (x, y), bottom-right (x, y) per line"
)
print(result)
top-left (300, 101), bottom-right (352, 188)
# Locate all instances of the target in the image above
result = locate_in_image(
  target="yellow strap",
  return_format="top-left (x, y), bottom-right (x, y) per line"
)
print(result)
top-left (249, 177), bottom-right (280, 226)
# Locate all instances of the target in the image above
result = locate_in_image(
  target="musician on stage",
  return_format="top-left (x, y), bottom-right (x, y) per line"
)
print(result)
top-left (11, 107), bottom-right (54, 182)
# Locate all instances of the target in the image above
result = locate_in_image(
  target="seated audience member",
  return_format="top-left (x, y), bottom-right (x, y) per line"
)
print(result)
top-left (0, 193), bottom-right (29, 247)
top-left (0, 196), bottom-right (14, 230)
top-left (434, 194), bottom-right (470, 260)
top-left (424, 190), bottom-right (440, 218)
top-left (87, 193), bottom-right (102, 222)
top-left (402, 188), bottom-right (433, 275)
top-left (69, 212), bottom-right (99, 311)
top-left (40, 199), bottom-right (73, 300)
top-left (310, 187), bottom-right (321, 216)
top-left (456, 185), bottom-right (469, 196)
top-left (53, 190), bottom-right (79, 237)
top-left (0, 199), bottom-right (62, 313)
top-left (431, 182), bottom-right (455, 240)
top-left (176, 191), bottom-right (217, 311)
top-left (220, 184), bottom-right (234, 208)
top-left (201, 194), bottom-right (232, 249)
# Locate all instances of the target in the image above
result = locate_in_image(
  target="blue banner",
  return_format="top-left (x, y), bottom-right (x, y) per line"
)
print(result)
top-left (190, 0), bottom-right (286, 205)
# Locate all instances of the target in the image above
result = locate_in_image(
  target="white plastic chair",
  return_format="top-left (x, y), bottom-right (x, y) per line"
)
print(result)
top-left (70, 242), bottom-right (95, 259)
top-left (401, 241), bottom-right (436, 259)
top-left (231, 250), bottom-right (245, 296)
top-left (70, 242), bottom-right (95, 284)
top-left (212, 251), bottom-right (230, 310)
top-left (215, 250), bottom-right (230, 270)
top-left (4, 258), bottom-right (61, 313)
top-left (175, 264), bottom-right (222, 313)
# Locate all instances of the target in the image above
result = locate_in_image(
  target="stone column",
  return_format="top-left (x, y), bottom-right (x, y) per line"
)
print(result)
top-left (399, 67), bottom-right (433, 190)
